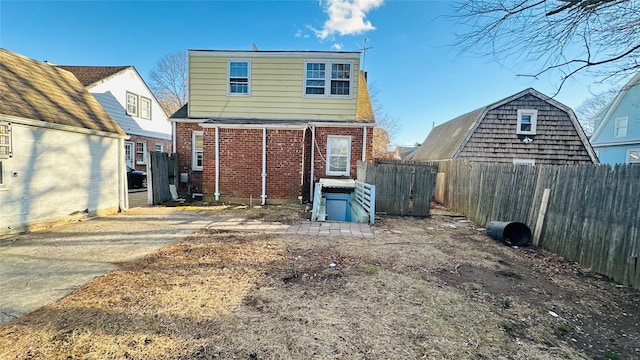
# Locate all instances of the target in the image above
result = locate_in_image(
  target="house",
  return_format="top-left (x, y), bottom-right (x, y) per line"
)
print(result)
top-left (412, 88), bottom-right (598, 165)
top-left (169, 49), bottom-right (375, 204)
top-left (57, 65), bottom-right (171, 171)
top-left (589, 73), bottom-right (640, 165)
top-left (0, 48), bottom-right (128, 235)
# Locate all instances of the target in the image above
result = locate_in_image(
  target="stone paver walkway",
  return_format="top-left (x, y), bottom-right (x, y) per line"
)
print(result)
top-left (209, 218), bottom-right (374, 237)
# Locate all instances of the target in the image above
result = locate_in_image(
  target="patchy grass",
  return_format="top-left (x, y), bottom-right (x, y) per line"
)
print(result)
top-left (1, 209), bottom-right (639, 359)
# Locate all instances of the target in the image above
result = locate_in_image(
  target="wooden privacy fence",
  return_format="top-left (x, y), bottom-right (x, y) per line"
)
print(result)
top-left (357, 159), bottom-right (438, 216)
top-left (149, 152), bottom-right (177, 205)
top-left (438, 160), bottom-right (640, 289)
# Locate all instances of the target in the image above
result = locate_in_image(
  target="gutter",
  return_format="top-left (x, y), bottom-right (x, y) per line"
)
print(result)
top-left (215, 127), bottom-right (220, 201)
top-left (310, 125), bottom-right (316, 202)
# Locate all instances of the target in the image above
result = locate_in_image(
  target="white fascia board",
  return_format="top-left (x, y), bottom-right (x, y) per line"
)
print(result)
top-left (310, 121), bottom-right (375, 128)
top-left (189, 50), bottom-right (360, 60)
top-left (591, 139), bottom-right (640, 147)
top-left (199, 122), bottom-right (307, 130)
top-left (0, 114), bottom-right (129, 140)
top-left (168, 118), bottom-right (206, 123)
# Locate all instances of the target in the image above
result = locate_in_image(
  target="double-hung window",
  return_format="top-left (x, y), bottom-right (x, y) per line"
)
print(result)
top-left (0, 122), bottom-right (11, 158)
top-left (228, 60), bottom-right (250, 95)
top-left (140, 97), bottom-right (152, 120)
top-left (614, 117), bottom-right (628, 138)
top-left (192, 131), bottom-right (204, 171)
top-left (517, 109), bottom-right (537, 135)
top-left (326, 136), bottom-right (351, 176)
top-left (126, 92), bottom-right (139, 116)
top-left (304, 60), bottom-right (353, 98)
top-left (135, 141), bottom-right (146, 164)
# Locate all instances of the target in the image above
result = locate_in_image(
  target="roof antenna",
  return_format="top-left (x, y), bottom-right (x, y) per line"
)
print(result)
top-left (252, 43), bottom-right (259, 51)
top-left (356, 38), bottom-right (373, 70)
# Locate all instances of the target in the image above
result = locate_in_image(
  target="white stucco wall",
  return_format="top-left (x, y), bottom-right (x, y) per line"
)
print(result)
top-left (0, 122), bottom-right (122, 235)
top-left (88, 68), bottom-right (172, 140)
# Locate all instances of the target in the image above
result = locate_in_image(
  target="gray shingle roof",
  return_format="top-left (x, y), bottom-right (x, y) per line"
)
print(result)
top-left (0, 48), bottom-right (125, 135)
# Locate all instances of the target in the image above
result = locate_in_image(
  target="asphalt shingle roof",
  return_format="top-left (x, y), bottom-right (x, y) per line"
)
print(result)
top-left (56, 65), bottom-right (130, 87)
top-left (0, 48), bottom-right (125, 135)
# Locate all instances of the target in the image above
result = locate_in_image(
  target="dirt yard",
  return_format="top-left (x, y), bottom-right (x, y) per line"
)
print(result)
top-left (0, 205), bottom-right (638, 359)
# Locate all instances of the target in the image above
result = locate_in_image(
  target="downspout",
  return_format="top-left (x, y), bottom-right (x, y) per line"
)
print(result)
top-left (310, 125), bottom-right (316, 202)
top-left (261, 127), bottom-right (267, 205)
top-left (362, 127), bottom-right (367, 162)
top-left (215, 127), bottom-right (220, 201)
top-left (172, 122), bottom-right (176, 153)
top-left (119, 137), bottom-right (129, 211)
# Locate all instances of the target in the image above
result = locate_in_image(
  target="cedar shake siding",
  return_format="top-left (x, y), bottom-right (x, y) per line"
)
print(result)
top-left (458, 94), bottom-right (594, 164)
top-left (413, 88), bottom-right (597, 165)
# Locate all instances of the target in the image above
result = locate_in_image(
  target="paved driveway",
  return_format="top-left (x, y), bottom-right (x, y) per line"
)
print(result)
top-left (0, 207), bottom-right (215, 326)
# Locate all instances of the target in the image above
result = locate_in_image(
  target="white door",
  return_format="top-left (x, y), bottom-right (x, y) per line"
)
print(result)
top-left (124, 142), bottom-right (134, 168)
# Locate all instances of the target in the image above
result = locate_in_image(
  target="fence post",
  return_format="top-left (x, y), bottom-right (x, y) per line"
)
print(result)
top-left (533, 188), bottom-right (551, 247)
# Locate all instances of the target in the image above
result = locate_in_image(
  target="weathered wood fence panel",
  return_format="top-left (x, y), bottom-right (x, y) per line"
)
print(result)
top-left (357, 159), bottom-right (438, 216)
top-left (437, 159), bottom-right (640, 289)
top-left (150, 151), bottom-right (172, 205)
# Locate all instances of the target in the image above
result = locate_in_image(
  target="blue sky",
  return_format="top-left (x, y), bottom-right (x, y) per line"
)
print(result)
top-left (0, 0), bottom-right (610, 146)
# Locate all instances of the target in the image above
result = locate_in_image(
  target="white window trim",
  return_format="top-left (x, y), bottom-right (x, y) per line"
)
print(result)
top-left (227, 59), bottom-right (251, 96)
top-left (192, 131), bottom-right (204, 171)
top-left (0, 160), bottom-right (5, 188)
top-left (140, 96), bottom-right (152, 120)
top-left (326, 135), bottom-right (351, 176)
top-left (303, 60), bottom-right (354, 99)
top-left (513, 159), bottom-right (535, 166)
top-left (516, 109), bottom-right (538, 135)
top-left (126, 91), bottom-right (139, 116)
top-left (614, 117), bottom-right (628, 138)
top-left (0, 121), bottom-right (12, 159)
top-left (154, 143), bottom-right (164, 152)
top-left (135, 141), bottom-right (147, 165)
top-left (627, 148), bottom-right (640, 163)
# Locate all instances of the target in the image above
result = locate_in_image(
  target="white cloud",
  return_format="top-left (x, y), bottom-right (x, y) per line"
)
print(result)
top-left (295, 29), bottom-right (303, 38)
top-left (331, 43), bottom-right (344, 50)
top-left (312, 0), bottom-right (384, 40)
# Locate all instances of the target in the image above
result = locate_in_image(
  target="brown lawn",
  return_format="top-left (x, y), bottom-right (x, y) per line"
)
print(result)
top-left (1, 206), bottom-right (638, 359)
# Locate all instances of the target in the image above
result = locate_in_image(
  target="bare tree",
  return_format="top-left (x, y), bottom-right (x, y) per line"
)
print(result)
top-left (575, 88), bottom-right (618, 136)
top-left (148, 51), bottom-right (188, 115)
top-left (368, 83), bottom-right (401, 158)
top-left (453, 0), bottom-right (640, 93)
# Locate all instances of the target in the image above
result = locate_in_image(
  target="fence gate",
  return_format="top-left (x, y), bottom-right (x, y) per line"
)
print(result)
top-left (149, 151), bottom-right (175, 205)
top-left (357, 160), bottom-right (438, 216)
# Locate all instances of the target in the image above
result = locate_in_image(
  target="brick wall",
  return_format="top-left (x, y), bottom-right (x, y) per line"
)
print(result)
top-left (175, 122), bottom-right (203, 194)
top-left (266, 129), bottom-right (306, 201)
top-left (311, 126), bottom-right (373, 184)
top-left (126, 134), bottom-right (173, 172)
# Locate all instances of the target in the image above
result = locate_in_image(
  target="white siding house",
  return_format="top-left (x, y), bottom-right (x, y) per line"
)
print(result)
top-left (0, 49), bottom-right (128, 236)
top-left (58, 65), bottom-right (172, 170)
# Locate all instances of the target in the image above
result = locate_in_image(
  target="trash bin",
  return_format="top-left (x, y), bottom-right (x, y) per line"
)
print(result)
top-left (486, 221), bottom-right (532, 246)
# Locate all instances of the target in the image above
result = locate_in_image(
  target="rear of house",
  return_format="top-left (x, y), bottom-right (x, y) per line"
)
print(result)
top-left (0, 48), bottom-right (128, 235)
top-left (413, 88), bottom-right (597, 165)
top-left (170, 50), bottom-right (375, 204)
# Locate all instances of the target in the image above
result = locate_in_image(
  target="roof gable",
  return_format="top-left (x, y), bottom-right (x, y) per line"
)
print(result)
top-left (413, 88), bottom-right (596, 163)
top-left (56, 65), bottom-right (130, 87)
top-left (0, 48), bottom-right (125, 135)
top-left (590, 72), bottom-right (640, 142)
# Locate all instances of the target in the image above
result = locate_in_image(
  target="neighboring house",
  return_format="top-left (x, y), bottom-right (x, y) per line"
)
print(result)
top-left (170, 49), bottom-right (375, 204)
top-left (413, 88), bottom-right (598, 165)
top-left (397, 146), bottom-right (419, 160)
top-left (589, 73), bottom-right (640, 165)
top-left (57, 65), bottom-right (171, 171)
top-left (0, 48), bottom-right (128, 235)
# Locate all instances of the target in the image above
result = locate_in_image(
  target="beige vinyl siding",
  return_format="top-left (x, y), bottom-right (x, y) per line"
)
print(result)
top-left (189, 55), bottom-right (359, 121)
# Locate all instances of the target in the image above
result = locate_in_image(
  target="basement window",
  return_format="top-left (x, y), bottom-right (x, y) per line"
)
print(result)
top-left (517, 109), bottom-right (537, 135)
